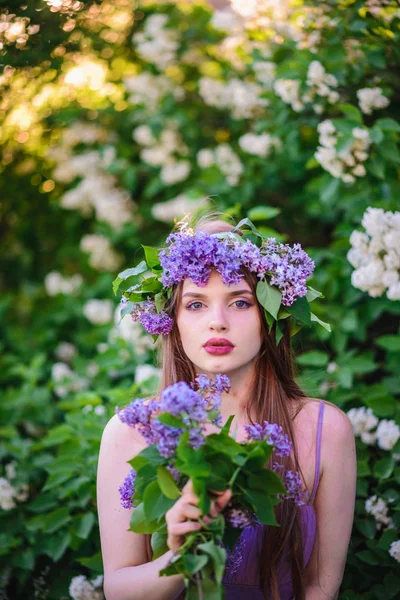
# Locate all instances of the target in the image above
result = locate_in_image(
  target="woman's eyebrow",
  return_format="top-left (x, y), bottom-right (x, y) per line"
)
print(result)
top-left (182, 290), bottom-right (254, 299)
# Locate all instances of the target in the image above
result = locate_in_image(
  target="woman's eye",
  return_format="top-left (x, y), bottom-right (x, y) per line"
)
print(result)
top-left (186, 301), bottom-right (204, 310)
top-left (234, 300), bottom-right (251, 309)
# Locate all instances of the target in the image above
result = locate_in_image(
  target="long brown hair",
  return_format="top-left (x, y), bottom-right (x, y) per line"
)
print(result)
top-left (154, 214), bottom-right (313, 599)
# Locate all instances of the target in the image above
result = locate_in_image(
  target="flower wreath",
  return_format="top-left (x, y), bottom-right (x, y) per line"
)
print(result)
top-left (112, 218), bottom-right (331, 344)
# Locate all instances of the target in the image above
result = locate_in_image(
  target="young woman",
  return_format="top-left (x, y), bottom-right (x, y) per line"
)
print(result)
top-left (97, 216), bottom-right (357, 600)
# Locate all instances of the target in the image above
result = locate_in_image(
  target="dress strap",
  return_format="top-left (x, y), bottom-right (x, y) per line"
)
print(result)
top-left (310, 400), bottom-right (325, 504)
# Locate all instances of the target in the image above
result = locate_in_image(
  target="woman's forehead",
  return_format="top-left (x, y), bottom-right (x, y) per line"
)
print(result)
top-left (181, 271), bottom-right (252, 293)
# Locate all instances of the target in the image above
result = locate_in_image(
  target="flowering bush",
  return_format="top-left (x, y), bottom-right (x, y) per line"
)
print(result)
top-left (1, 0), bottom-right (400, 598)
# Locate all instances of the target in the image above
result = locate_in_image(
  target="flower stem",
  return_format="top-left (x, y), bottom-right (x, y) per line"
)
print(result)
top-left (228, 466), bottom-right (241, 487)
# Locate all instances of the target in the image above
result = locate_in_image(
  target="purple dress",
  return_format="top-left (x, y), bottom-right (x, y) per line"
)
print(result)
top-left (222, 401), bottom-right (325, 600)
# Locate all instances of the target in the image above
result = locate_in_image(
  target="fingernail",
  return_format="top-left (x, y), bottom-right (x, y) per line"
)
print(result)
top-left (203, 516), bottom-right (211, 525)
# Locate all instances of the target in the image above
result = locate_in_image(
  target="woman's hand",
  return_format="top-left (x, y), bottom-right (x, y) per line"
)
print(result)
top-left (165, 479), bottom-right (232, 552)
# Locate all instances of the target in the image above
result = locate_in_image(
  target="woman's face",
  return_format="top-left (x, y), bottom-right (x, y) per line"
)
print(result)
top-left (176, 270), bottom-right (263, 378)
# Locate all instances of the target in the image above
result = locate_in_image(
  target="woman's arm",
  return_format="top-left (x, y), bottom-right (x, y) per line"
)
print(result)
top-left (303, 404), bottom-right (357, 599)
top-left (97, 414), bottom-right (185, 600)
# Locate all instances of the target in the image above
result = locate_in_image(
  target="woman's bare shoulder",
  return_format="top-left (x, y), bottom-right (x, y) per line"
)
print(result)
top-left (101, 413), bottom-right (148, 454)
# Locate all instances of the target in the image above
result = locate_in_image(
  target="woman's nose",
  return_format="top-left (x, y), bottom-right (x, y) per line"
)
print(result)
top-left (208, 306), bottom-right (229, 331)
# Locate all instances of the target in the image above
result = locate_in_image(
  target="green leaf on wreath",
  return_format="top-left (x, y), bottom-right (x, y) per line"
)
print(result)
top-left (142, 245), bottom-right (160, 268)
top-left (256, 280), bottom-right (282, 320)
top-left (112, 262), bottom-right (147, 295)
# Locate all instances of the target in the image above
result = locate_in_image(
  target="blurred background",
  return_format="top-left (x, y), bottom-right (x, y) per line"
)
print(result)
top-left (1, 1), bottom-right (400, 598)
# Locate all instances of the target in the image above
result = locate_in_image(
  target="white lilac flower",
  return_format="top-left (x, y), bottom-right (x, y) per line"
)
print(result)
top-left (44, 272), bottom-right (83, 296)
top-left (389, 540), bottom-right (400, 563)
top-left (5, 461), bottom-right (17, 480)
top-left (83, 299), bottom-right (114, 325)
top-left (198, 77), bottom-right (268, 119)
top-left (214, 144), bottom-right (243, 185)
top-left (376, 419), bottom-right (400, 451)
top-left (387, 281), bottom-right (400, 300)
top-left (382, 270), bottom-right (399, 287)
top-left (357, 87), bottom-right (390, 114)
top-left (94, 405), bottom-right (105, 416)
top-left (253, 61), bottom-right (276, 88)
top-left (210, 8), bottom-right (242, 32)
top-left (238, 132), bottom-right (281, 158)
top-left (365, 495), bottom-right (393, 530)
top-left (151, 193), bottom-right (209, 223)
top-left (347, 407), bottom-right (378, 436)
top-left (360, 431), bottom-right (377, 446)
top-left (305, 61), bottom-right (339, 105)
top-left (197, 149), bottom-right (215, 168)
top-left (383, 231), bottom-right (400, 253)
top-left (80, 234), bottom-right (123, 272)
top-left (133, 14), bottom-right (180, 71)
top-left (273, 79), bottom-right (303, 112)
top-left (135, 364), bottom-right (161, 384)
top-left (51, 362), bottom-right (88, 398)
top-left (132, 125), bottom-right (155, 146)
top-left (124, 72), bottom-right (184, 113)
top-left (69, 574), bottom-right (104, 600)
top-left (384, 250), bottom-right (400, 270)
top-left (347, 247), bottom-right (370, 269)
top-left (0, 475), bottom-right (29, 511)
top-left (0, 478), bottom-right (17, 510)
top-left (55, 342), bottom-right (77, 362)
top-left (362, 208), bottom-right (389, 237)
top-left (160, 160), bottom-right (191, 185)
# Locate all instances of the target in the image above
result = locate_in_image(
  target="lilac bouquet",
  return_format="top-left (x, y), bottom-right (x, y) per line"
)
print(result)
top-left (117, 374), bottom-right (308, 599)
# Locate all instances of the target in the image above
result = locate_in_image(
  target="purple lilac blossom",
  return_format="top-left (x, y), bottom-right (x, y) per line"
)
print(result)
top-left (116, 399), bottom-right (158, 446)
top-left (130, 299), bottom-right (173, 335)
top-left (279, 470), bottom-right (309, 507)
top-left (159, 381), bottom-right (208, 422)
top-left (226, 507), bottom-right (253, 528)
top-left (244, 422), bottom-right (292, 457)
top-left (119, 469), bottom-right (136, 509)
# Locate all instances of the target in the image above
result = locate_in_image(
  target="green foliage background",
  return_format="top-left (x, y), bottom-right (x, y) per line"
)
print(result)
top-left (1, 0), bottom-right (400, 598)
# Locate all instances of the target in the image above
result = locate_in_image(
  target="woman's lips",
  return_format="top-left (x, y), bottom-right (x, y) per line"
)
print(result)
top-left (203, 338), bottom-right (234, 355)
top-left (204, 345), bottom-right (234, 355)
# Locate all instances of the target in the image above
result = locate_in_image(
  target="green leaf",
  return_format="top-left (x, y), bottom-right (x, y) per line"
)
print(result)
top-left (183, 553), bottom-right (209, 574)
top-left (44, 508), bottom-right (71, 534)
top-left (78, 552), bottom-right (103, 572)
top-left (157, 413), bottom-right (185, 429)
top-left (337, 104), bottom-right (363, 123)
top-left (11, 549), bottom-right (35, 571)
top-left (373, 457), bottom-right (394, 480)
top-left (364, 395), bottom-right (396, 418)
top-left (197, 540), bottom-right (227, 584)
top-left (275, 320), bottom-right (284, 345)
top-left (143, 480), bottom-right (175, 521)
top-left (376, 118), bottom-right (400, 132)
top-left (285, 296), bottom-right (312, 326)
top-left (306, 287), bottom-right (324, 302)
top-left (320, 177), bottom-right (340, 203)
top-left (130, 502), bottom-right (160, 534)
top-left (247, 470), bottom-right (285, 495)
top-left (256, 280), bottom-right (282, 320)
top-left (368, 155), bottom-right (385, 179)
top-left (297, 351), bottom-right (329, 367)
top-left (231, 218), bottom-right (264, 240)
top-left (355, 550), bottom-right (379, 565)
top-left (370, 126), bottom-right (384, 145)
top-left (311, 313), bottom-right (332, 332)
top-left (142, 246), bottom-right (160, 269)
top-left (244, 490), bottom-right (278, 526)
top-left (40, 531), bottom-right (71, 562)
top-left (376, 335), bottom-right (400, 351)
top-left (73, 512), bottom-right (95, 539)
top-left (151, 531), bottom-right (169, 560)
top-left (248, 206), bottom-right (280, 221)
top-left (357, 460), bottom-right (371, 477)
top-left (157, 465), bottom-right (181, 500)
top-left (377, 528), bottom-right (398, 550)
top-left (355, 518), bottom-right (376, 540)
top-left (112, 262), bottom-right (147, 295)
